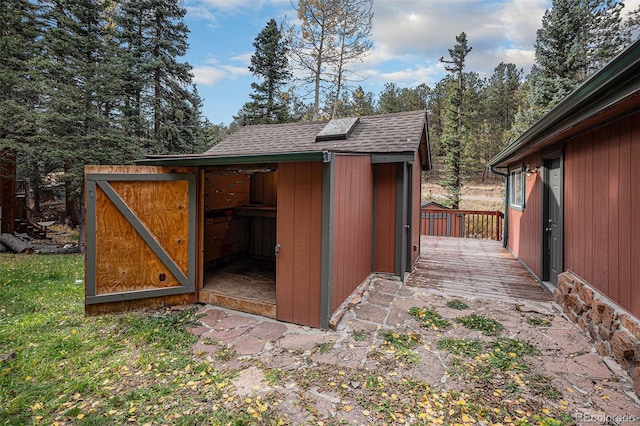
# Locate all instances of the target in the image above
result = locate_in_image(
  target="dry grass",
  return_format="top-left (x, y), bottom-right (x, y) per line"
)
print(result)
top-left (422, 181), bottom-right (505, 212)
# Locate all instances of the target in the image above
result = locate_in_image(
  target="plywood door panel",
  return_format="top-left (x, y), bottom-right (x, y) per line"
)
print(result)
top-left (85, 165), bottom-right (196, 312)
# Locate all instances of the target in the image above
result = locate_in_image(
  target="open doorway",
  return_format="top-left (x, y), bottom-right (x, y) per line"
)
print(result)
top-left (199, 166), bottom-right (278, 317)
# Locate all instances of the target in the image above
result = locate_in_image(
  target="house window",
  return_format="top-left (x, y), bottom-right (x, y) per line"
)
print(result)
top-left (510, 168), bottom-right (524, 209)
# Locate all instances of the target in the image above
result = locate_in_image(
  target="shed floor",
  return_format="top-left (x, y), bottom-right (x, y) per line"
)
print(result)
top-left (200, 258), bottom-right (276, 318)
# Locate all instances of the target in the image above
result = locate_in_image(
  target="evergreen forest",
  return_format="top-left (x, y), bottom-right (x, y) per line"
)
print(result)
top-left (1, 0), bottom-right (639, 226)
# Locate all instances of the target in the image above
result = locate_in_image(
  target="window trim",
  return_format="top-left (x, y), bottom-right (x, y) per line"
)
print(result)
top-left (509, 167), bottom-right (525, 210)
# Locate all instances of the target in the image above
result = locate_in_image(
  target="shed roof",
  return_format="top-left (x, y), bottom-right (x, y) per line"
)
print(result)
top-left (490, 39), bottom-right (640, 169)
top-left (139, 110), bottom-right (430, 169)
top-left (205, 110), bottom-right (429, 164)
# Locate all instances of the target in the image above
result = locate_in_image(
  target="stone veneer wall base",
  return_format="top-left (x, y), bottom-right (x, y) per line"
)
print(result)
top-left (554, 271), bottom-right (640, 397)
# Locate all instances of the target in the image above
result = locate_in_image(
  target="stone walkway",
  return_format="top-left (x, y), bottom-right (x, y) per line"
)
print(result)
top-left (189, 274), bottom-right (640, 425)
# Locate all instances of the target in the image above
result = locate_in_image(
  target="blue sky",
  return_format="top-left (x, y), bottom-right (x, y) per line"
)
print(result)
top-left (181, 0), bottom-right (639, 125)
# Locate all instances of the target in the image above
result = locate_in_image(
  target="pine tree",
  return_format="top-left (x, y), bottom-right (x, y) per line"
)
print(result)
top-left (525, 0), bottom-right (631, 120)
top-left (481, 63), bottom-right (524, 165)
top-left (38, 0), bottom-right (140, 225)
top-left (627, 5), bottom-right (640, 37)
top-left (237, 19), bottom-right (291, 125)
top-left (439, 32), bottom-right (472, 209)
top-left (333, 85), bottom-right (375, 117)
top-left (118, 0), bottom-right (201, 154)
top-left (0, 0), bottom-right (40, 161)
top-left (377, 83), bottom-right (428, 113)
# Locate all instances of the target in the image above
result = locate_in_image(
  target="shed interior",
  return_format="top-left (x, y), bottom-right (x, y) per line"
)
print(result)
top-left (199, 166), bottom-right (278, 318)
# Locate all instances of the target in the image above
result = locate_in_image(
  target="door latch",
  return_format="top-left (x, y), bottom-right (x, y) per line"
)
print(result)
top-left (275, 244), bottom-right (281, 256)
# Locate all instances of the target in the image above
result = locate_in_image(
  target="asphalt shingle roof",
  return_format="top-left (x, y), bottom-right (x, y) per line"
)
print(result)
top-left (205, 110), bottom-right (427, 157)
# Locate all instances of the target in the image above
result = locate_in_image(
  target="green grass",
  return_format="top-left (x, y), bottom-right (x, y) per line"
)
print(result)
top-left (446, 299), bottom-right (469, 310)
top-left (527, 316), bottom-right (552, 327)
top-left (382, 331), bottom-right (421, 350)
top-left (436, 338), bottom-right (483, 357)
top-left (0, 255), bottom-right (576, 425)
top-left (408, 306), bottom-right (451, 330)
top-left (351, 329), bottom-right (368, 341)
top-left (455, 313), bottom-right (504, 335)
top-left (0, 254), bottom-right (284, 425)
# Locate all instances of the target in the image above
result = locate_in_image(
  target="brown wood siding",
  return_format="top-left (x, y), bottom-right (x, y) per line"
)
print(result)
top-left (374, 163), bottom-right (396, 273)
top-left (332, 155), bottom-right (374, 311)
top-left (276, 162), bottom-right (322, 327)
top-left (506, 154), bottom-right (542, 278)
top-left (248, 172), bottom-right (277, 258)
top-left (411, 155), bottom-right (421, 264)
top-left (250, 171), bottom-right (277, 205)
top-left (565, 112), bottom-right (640, 317)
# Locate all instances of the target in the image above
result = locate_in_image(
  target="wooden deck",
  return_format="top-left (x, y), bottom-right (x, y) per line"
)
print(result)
top-left (407, 236), bottom-right (551, 302)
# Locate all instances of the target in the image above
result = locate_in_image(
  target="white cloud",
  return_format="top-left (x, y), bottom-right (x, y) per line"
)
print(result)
top-left (499, 0), bottom-right (548, 47)
top-left (185, 4), bottom-right (221, 27)
top-left (220, 65), bottom-right (251, 76)
top-left (622, 0), bottom-right (640, 18)
top-left (375, 64), bottom-right (443, 87)
top-left (192, 66), bottom-right (227, 85)
top-left (187, 0), bottom-right (292, 22)
top-left (230, 53), bottom-right (253, 64)
top-left (370, 0), bottom-right (549, 79)
top-left (191, 55), bottom-right (251, 86)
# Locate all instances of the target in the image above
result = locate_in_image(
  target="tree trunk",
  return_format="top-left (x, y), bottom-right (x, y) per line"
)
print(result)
top-left (0, 233), bottom-right (33, 254)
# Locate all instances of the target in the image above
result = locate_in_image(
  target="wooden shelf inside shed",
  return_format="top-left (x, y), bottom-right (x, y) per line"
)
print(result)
top-left (236, 205), bottom-right (276, 218)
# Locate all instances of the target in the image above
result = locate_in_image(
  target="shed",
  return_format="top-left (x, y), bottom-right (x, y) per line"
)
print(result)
top-left (420, 201), bottom-right (464, 238)
top-left (489, 40), bottom-right (640, 377)
top-left (85, 110), bottom-right (430, 328)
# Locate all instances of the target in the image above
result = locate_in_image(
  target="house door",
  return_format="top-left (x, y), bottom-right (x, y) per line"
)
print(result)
top-left (84, 166), bottom-right (197, 313)
top-left (543, 157), bottom-right (562, 285)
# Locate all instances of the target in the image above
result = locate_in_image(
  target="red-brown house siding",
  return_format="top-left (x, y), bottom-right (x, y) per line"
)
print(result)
top-left (564, 111), bottom-right (640, 317)
top-left (411, 154), bottom-right (422, 264)
top-left (332, 154), bottom-right (374, 311)
top-left (276, 161), bottom-right (323, 327)
top-left (374, 162), bottom-right (396, 273)
top-left (506, 153), bottom-right (542, 278)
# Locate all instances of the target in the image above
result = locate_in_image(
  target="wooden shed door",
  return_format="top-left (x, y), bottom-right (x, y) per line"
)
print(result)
top-left (85, 166), bottom-right (197, 309)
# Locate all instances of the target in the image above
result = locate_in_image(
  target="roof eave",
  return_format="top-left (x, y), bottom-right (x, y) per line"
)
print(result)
top-left (136, 151), bottom-right (330, 167)
top-left (489, 40), bottom-right (640, 169)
